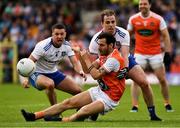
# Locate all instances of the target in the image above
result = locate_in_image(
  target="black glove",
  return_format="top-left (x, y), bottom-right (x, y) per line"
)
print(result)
top-left (117, 67), bottom-right (129, 80)
top-left (163, 52), bottom-right (171, 72)
top-left (163, 52), bottom-right (171, 64)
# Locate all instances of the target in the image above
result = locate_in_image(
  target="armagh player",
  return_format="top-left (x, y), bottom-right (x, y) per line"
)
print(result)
top-left (127, 0), bottom-right (173, 112)
top-left (21, 32), bottom-right (127, 122)
top-left (89, 9), bottom-right (161, 120)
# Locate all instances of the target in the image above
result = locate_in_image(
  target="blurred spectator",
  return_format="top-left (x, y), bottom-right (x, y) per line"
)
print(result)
top-left (69, 34), bottom-right (85, 56)
top-left (0, 0), bottom-right (180, 83)
top-left (170, 53), bottom-right (180, 73)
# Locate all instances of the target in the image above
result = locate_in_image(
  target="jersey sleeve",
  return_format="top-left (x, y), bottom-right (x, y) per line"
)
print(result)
top-left (31, 43), bottom-right (44, 60)
top-left (127, 17), bottom-right (133, 31)
top-left (89, 34), bottom-right (99, 54)
top-left (103, 58), bottom-right (120, 73)
top-left (121, 30), bottom-right (130, 46)
top-left (159, 17), bottom-right (167, 30)
top-left (66, 45), bottom-right (75, 57)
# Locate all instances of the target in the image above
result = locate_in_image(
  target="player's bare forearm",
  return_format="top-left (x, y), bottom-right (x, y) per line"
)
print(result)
top-left (79, 50), bottom-right (92, 70)
top-left (70, 56), bottom-right (85, 74)
top-left (79, 50), bottom-right (105, 79)
top-left (161, 28), bottom-right (172, 53)
top-left (78, 52), bottom-right (89, 74)
top-left (29, 55), bottom-right (37, 62)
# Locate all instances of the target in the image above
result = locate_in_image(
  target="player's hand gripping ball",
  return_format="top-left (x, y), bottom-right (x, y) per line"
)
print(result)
top-left (17, 58), bottom-right (36, 77)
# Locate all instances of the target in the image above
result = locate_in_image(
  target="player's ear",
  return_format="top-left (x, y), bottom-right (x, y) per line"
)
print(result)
top-left (64, 31), bottom-right (67, 37)
top-left (109, 43), bottom-right (113, 48)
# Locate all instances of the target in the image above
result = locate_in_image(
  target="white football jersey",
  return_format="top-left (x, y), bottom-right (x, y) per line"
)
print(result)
top-left (31, 37), bottom-right (75, 73)
top-left (89, 26), bottom-right (130, 54)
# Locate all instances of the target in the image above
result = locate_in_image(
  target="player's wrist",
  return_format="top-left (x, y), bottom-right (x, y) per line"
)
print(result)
top-left (88, 64), bottom-right (95, 73)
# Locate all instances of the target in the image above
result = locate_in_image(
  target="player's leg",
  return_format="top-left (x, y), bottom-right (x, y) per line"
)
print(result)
top-left (55, 75), bottom-right (82, 95)
top-left (21, 90), bottom-right (92, 121)
top-left (130, 81), bottom-right (141, 112)
top-left (128, 54), bottom-right (154, 110)
top-left (63, 86), bottom-right (119, 122)
top-left (128, 65), bottom-right (154, 108)
top-left (149, 54), bottom-right (173, 112)
top-left (41, 70), bottom-right (82, 98)
top-left (29, 73), bottom-right (57, 105)
top-left (63, 100), bottom-right (104, 122)
top-left (127, 55), bottom-right (161, 120)
top-left (154, 66), bottom-right (170, 103)
top-left (128, 65), bottom-right (161, 120)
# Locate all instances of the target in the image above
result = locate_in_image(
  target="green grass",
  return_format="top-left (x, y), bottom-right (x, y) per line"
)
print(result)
top-left (0, 83), bottom-right (180, 127)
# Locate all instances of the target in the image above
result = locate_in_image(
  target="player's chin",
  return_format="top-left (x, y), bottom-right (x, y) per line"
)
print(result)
top-left (107, 30), bottom-right (114, 34)
top-left (140, 8), bottom-right (147, 13)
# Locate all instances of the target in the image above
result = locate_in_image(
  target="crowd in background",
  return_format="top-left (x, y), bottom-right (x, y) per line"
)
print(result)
top-left (0, 0), bottom-right (180, 82)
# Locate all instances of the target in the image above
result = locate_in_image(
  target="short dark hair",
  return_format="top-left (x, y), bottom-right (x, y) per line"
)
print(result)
top-left (51, 23), bottom-right (66, 31)
top-left (100, 9), bottom-right (115, 23)
top-left (97, 32), bottom-right (116, 47)
top-left (148, 0), bottom-right (152, 4)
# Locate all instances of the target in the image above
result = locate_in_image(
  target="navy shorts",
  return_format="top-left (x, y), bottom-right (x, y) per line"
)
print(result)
top-left (29, 71), bottom-right (66, 90)
top-left (128, 54), bottom-right (138, 70)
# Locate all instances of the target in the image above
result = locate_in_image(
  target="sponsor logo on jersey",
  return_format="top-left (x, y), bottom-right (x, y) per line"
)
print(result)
top-left (138, 29), bottom-right (153, 36)
top-left (61, 51), bottom-right (67, 57)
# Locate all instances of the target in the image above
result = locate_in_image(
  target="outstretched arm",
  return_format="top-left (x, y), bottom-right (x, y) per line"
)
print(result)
top-left (69, 55), bottom-right (86, 80)
top-left (79, 50), bottom-right (106, 80)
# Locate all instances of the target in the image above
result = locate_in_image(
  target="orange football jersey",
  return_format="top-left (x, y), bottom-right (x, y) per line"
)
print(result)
top-left (99, 49), bottom-right (126, 102)
top-left (128, 11), bottom-right (167, 54)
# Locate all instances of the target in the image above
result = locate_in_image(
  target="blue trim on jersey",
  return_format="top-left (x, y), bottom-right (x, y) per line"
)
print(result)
top-left (116, 28), bottom-right (126, 38)
top-left (95, 37), bottom-right (98, 43)
top-left (63, 41), bottom-right (71, 46)
top-left (128, 54), bottom-right (138, 70)
top-left (29, 71), bottom-right (66, 90)
top-left (43, 41), bottom-right (52, 51)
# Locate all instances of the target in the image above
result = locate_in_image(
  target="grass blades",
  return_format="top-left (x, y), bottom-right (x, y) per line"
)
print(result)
top-left (0, 83), bottom-right (180, 127)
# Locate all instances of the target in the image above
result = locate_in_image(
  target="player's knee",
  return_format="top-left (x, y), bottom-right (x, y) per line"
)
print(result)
top-left (138, 79), bottom-right (149, 88)
top-left (46, 80), bottom-right (55, 90)
top-left (72, 86), bottom-right (82, 95)
top-left (158, 77), bottom-right (167, 86)
top-left (62, 98), bottom-right (75, 109)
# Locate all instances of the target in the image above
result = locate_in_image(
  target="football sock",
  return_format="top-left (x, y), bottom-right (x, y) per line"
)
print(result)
top-left (164, 100), bottom-right (170, 106)
top-left (148, 106), bottom-right (156, 117)
top-left (62, 117), bottom-right (70, 122)
top-left (35, 111), bottom-right (45, 119)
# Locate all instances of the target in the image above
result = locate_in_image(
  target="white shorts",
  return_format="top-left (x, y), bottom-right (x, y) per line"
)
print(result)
top-left (88, 86), bottom-right (118, 115)
top-left (134, 53), bottom-right (164, 70)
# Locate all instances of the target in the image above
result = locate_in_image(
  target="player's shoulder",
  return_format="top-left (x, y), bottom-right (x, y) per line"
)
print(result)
top-left (115, 26), bottom-right (129, 38)
top-left (115, 26), bottom-right (128, 33)
top-left (62, 41), bottom-right (72, 50)
top-left (93, 31), bottom-right (103, 37)
top-left (91, 31), bottom-right (103, 42)
top-left (36, 37), bottom-right (52, 51)
top-left (150, 11), bottom-right (164, 20)
top-left (63, 40), bottom-right (71, 46)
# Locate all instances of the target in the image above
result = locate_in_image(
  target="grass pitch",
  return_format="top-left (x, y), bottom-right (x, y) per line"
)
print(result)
top-left (0, 83), bottom-right (180, 127)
